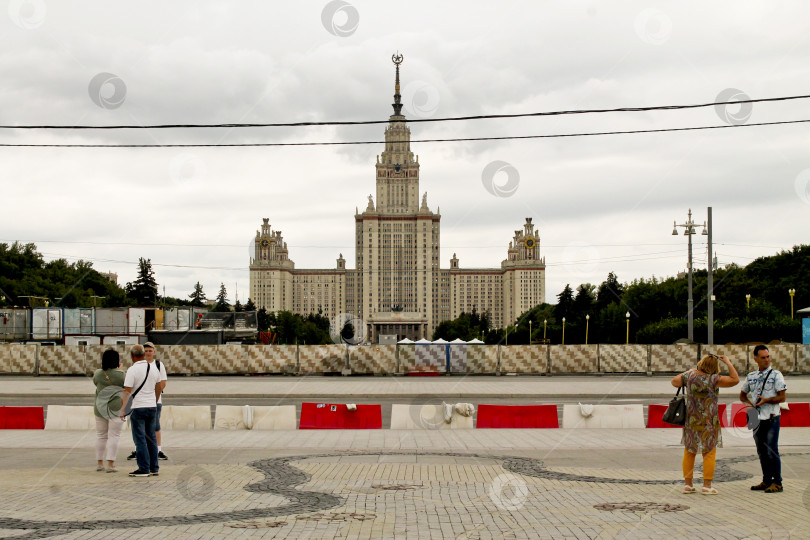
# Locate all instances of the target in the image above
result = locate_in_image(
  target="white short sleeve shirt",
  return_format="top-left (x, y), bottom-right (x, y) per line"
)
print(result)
top-left (123, 360), bottom-right (162, 409)
top-left (741, 368), bottom-right (787, 420)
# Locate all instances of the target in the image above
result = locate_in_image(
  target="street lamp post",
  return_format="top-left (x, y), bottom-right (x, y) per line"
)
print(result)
top-left (625, 312), bottom-right (630, 344)
top-left (585, 314), bottom-right (590, 345)
top-left (562, 317), bottom-right (566, 345)
top-left (789, 289), bottom-right (796, 319)
top-left (529, 320), bottom-right (532, 345)
top-left (746, 294), bottom-right (751, 311)
top-left (672, 208), bottom-right (707, 342)
top-left (543, 319), bottom-right (547, 341)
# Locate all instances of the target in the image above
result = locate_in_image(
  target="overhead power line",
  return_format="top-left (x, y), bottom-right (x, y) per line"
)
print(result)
top-left (2, 93), bottom-right (809, 130)
top-left (2, 118), bottom-right (810, 148)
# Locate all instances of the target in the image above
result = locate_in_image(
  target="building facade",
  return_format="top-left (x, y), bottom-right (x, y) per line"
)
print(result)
top-left (250, 55), bottom-right (546, 341)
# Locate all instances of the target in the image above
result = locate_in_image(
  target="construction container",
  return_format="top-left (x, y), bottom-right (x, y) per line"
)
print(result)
top-left (0, 307), bottom-right (30, 341)
top-left (31, 308), bottom-right (62, 341)
top-left (63, 308), bottom-right (94, 335)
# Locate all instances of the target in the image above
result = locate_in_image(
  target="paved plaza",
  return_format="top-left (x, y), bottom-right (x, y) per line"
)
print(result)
top-left (1, 376), bottom-right (809, 539)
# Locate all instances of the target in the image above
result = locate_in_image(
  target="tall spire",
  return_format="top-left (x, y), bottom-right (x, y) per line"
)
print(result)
top-left (392, 52), bottom-right (404, 116)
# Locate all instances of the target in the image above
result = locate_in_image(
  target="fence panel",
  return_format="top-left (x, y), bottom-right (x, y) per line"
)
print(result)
top-left (499, 345), bottom-right (547, 374)
top-left (348, 345), bottom-right (397, 375)
top-left (550, 345), bottom-right (598, 373)
top-left (299, 344), bottom-right (346, 374)
top-left (245, 345), bottom-right (297, 374)
top-left (650, 344), bottom-right (699, 373)
top-left (599, 344), bottom-right (647, 373)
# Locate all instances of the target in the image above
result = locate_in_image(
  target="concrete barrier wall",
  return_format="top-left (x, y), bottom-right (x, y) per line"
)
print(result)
top-left (299, 344), bottom-right (346, 374)
top-left (44, 405), bottom-right (96, 430)
top-left (3, 343), bottom-right (808, 376)
top-left (650, 344), bottom-right (698, 372)
top-left (398, 345), bottom-right (414, 372)
top-left (449, 345), bottom-right (498, 374)
top-left (38, 346), bottom-right (84, 375)
top-left (214, 405), bottom-right (251, 430)
top-left (799, 345), bottom-right (810, 374)
top-left (550, 345), bottom-right (598, 373)
top-left (599, 344), bottom-right (647, 373)
top-left (499, 345), bottom-right (547, 374)
top-left (161, 405), bottom-right (211, 430)
top-left (245, 345), bottom-right (296, 374)
top-left (349, 345), bottom-right (397, 374)
top-left (401, 344), bottom-right (446, 373)
top-left (217, 345), bottom-right (245, 373)
top-left (700, 344), bottom-right (748, 376)
top-left (390, 404), bottom-right (474, 429)
top-left (562, 404), bottom-right (645, 429)
top-left (0, 344), bottom-right (37, 374)
top-left (252, 406), bottom-right (297, 430)
top-left (767, 344), bottom-right (797, 373)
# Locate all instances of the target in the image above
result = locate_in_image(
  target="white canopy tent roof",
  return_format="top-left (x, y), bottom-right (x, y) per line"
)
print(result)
top-left (414, 338), bottom-right (432, 344)
top-left (432, 338), bottom-right (449, 344)
top-left (397, 338), bottom-right (414, 344)
top-left (449, 338), bottom-right (467, 344)
top-left (468, 338), bottom-right (485, 344)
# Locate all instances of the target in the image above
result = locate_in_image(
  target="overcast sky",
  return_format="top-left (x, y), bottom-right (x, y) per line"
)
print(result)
top-left (1, 1), bottom-right (809, 310)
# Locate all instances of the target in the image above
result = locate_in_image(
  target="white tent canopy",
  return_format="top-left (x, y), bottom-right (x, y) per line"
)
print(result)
top-left (449, 338), bottom-right (467, 344)
top-left (468, 338), bottom-right (485, 344)
top-left (415, 338), bottom-right (432, 344)
top-left (397, 338), bottom-right (414, 344)
top-left (432, 338), bottom-right (449, 344)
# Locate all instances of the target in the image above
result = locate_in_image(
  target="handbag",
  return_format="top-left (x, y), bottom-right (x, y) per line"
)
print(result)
top-left (746, 368), bottom-right (773, 430)
top-left (123, 363), bottom-right (151, 417)
top-left (662, 384), bottom-right (686, 426)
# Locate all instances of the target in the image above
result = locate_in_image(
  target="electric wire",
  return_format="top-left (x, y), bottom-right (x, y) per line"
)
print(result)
top-left (3, 118), bottom-right (808, 148)
top-left (2, 93), bottom-right (809, 129)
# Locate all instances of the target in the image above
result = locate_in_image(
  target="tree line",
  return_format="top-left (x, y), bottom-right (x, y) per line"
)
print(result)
top-left (434, 245), bottom-right (808, 345)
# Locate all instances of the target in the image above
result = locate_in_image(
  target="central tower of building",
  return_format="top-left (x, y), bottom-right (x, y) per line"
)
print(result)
top-left (350, 54), bottom-right (439, 341)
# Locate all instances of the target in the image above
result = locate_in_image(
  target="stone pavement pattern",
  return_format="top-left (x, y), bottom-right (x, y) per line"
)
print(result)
top-left (1, 447), bottom-right (808, 539)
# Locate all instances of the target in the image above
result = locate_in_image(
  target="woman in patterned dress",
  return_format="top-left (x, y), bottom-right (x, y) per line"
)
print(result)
top-left (671, 354), bottom-right (739, 494)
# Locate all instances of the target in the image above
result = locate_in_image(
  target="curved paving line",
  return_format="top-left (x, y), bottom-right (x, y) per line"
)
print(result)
top-left (1, 451), bottom-right (806, 539)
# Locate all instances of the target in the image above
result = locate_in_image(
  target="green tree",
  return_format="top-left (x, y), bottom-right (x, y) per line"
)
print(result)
top-left (212, 283), bottom-right (230, 312)
top-left (244, 298), bottom-right (257, 312)
top-left (595, 271), bottom-right (624, 313)
top-left (554, 284), bottom-right (574, 322)
top-left (126, 258), bottom-right (158, 306)
top-left (234, 299), bottom-right (243, 312)
top-left (189, 282), bottom-right (206, 307)
top-left (257, 307), bottom-right (271, 332)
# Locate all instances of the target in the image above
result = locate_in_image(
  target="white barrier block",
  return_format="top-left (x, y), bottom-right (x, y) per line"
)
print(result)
top-left (214, 405), bottom-right (251, 430)
top-left (562, 404), bottom-right (645, 429)
top-left (390, 404), bottom-right (474, 430)
top-left (44, 406), bottom-right (96, 430)
top-left (251, 406), bottom-right (297, 430)
top-left (161, 405), bottom-right (211, 430)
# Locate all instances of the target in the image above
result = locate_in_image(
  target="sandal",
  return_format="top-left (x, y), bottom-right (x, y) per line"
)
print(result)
top-left (701, 487), bottom-right (718, 495)
top-left (683, 485), bottom-right (697, 494)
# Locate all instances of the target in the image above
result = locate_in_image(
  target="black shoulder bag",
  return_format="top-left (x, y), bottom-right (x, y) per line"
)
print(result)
top-left (746, 368), bottom-right (773, 430)
top-left (123, 363), bottom-right (151, 417)
top-left (662, 375), bottom-right (687, 426)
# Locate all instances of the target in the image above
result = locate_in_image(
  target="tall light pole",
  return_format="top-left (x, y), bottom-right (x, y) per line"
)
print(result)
top-left (625, 312), bottom-right (630, 344)
top-left (543, 319), bottom-right (547, 342)
top-left (672, 208), bottom-right (707, 342)
top-left (706, 207), bottom-right (714, 345)
top-left (561, 317), bottom-right (566, 345)
top-left (585, 314), bottom-right (590, 345)
top-left (789, 289), bottom-right (796, 319)
top-left (528, 320), bottom-right (532, 345)
top-left (746, 294), bottom-right (751, 311)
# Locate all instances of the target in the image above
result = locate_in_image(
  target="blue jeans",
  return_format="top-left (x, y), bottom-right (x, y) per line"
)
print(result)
top-left (129, 407), bottom-right (158, 473)
top-left (753, 415), bottom-right (781, 485)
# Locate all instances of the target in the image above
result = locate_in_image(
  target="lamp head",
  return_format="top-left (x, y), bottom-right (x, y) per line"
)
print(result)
top-left (626, 312), bottom-right (630, 319)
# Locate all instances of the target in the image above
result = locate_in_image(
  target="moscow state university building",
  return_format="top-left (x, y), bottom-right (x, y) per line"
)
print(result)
top-left (250, 57), bottom-right (546, 342)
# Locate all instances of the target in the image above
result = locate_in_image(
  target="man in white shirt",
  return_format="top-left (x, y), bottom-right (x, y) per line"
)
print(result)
top-left (740, 345), bottom-right (787, 493)
top-left (120, 344), bottom-right (163, 477)
top-left (127, 342), bottom-right (168, 461)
